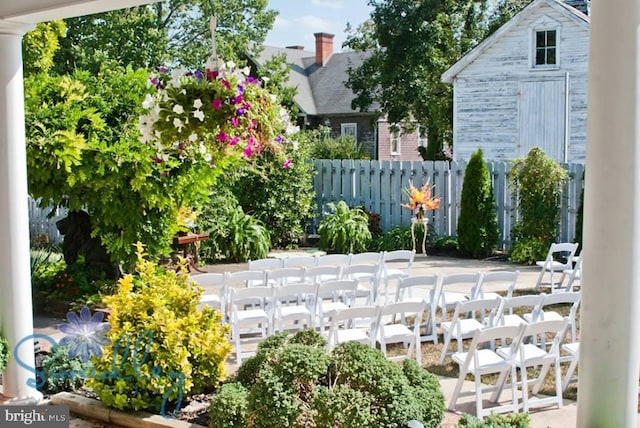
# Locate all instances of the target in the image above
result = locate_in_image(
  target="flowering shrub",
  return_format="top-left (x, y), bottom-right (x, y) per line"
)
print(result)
top-left (138, 62), bottom-right (298, 173)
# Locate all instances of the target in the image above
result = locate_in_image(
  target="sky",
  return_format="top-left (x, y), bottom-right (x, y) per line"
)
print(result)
top-left (264, 0), bottom-right (374, 53)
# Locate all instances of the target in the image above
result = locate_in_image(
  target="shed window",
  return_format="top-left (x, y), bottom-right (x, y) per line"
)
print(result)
top-left (535, 30), bottom-right (557, 66)
top-left (341, 123), bottom-right (357, 142)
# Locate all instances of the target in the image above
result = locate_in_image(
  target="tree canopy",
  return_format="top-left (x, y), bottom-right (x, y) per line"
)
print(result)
top-left (54, 0), bottom-right (277, 74)
top-left (345, 0), bottom-right (528, 160)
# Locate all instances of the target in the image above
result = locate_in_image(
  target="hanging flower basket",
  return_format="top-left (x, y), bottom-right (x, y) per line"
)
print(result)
top-left (138, 62), bottom-right (297, 173)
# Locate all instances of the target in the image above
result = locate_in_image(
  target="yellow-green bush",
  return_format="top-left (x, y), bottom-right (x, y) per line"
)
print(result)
top-left (88, 243), bottom-right (231, 413)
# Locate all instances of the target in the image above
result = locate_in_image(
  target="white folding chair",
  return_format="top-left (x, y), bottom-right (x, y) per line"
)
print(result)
top-left (316, 253), bottom-right (351, 267)
top-left (313, 279), bottom-right (358, 330)
top-left (248, 258), bottom-right (283, 271)
top-left (439, 297), bottom-right (502, 364)
top-left (326, 305), bottom-right (381, 350)
top-left (437, 272), bottom-right (482, 324)
top-left (282, 255), bottom-right (318, 269)
top-left (494, 294), bottom-right (544, 328)
top-left (229, 286), bottom-right (273, 363)
top-left (395, 275), bottom-right (439, 344)
top-left (272, 283), bottom-right (315, 333)
top-left (349, 251), bottom-right (383, 266)
top-left (561, 342), bottom-right (580, 391)
top-left (449, 323), bottom-right (526, 418)
top-left (534, 242), bottom-right (579, 293)
top-left (523, 291), bottom-right (581, 343)
top-left (379, 249), bottom-right (415, 303)
top-left (560, 256), bottom-right (582, 292)
top-left (470, 271), bottom-right (519, 301)
top-left (341, 263), bottom-right (381, 305)
top-left (227, 269), bottom-right (267, 288)
top-left (377, 300), bottom-right (426, 365)
top-left (192, 272), bottom-right (227, 321)
top-left (304, 265), bottom-right (343, 286)
top-left (265, 267), bottom-right (306, 287)
top-left (497, 318), bottom-right (569, 413)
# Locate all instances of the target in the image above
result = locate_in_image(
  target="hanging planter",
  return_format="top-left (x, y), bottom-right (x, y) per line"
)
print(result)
top-left (138, 62), bottom-right (297, 176)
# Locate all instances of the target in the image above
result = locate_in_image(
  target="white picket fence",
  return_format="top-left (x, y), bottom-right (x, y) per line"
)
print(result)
top-left (312, 159), bottom-right (585, 251)
top-left (28, 160), bottom-right (585, 251)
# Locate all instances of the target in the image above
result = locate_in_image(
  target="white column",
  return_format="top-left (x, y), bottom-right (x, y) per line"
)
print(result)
top-left (0, 19), bottom-right (41, 402)
top-left (578, 0), bottom-right (640, 425)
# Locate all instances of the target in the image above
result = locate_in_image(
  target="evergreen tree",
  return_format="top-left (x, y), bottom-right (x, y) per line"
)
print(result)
top-left (457, 148), bottom-right (499, 257)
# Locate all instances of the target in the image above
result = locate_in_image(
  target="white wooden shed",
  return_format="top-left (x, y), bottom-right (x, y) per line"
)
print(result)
top-left (442, 0), bottom-right (589, 163)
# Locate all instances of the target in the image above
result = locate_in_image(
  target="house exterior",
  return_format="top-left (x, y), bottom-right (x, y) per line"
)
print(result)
top-left (441, 0), bottom-right (590, 163)
top-left (252, 33), bottom-right (424, 161)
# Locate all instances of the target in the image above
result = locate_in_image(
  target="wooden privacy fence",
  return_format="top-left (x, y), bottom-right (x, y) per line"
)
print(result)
top-left (27, 160), bottom-right (585, 252)
top-left (312, 160), bottom-right (585, 251)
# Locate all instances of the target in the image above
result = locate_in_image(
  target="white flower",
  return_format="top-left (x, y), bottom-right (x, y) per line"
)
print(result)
top-left (142, 94), bottom-right (155, 110)
top-left (189, 133), bottom-right (198, 142)
top-left (292, 141), bottom-right (299, 150)
top-left (226, 61), bottom-right (236, 70)
top-left (193, 99), bottom-right (203, 109)
top-left (193, 110), bottom-right (205, 122)
top-left (262, 76), bottom-right (270, 83)
top-left (173, 117), bottom-right (184, 131)
top-left (204, 153), bottom-right (212, 162)
top-left (241, 66), bottom-right (250, 76)
top-left (199, 144), bottom-right (207, 154)
top-left (173, 104), bottom-right (184, 115)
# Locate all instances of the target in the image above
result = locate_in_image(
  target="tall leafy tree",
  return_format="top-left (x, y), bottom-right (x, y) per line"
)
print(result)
top-left (22, 20), bottom-right (66, 76)
top-left (344, 0), bottom-right (489, 159)
top-left (54, 0), bottom-right (277, 74)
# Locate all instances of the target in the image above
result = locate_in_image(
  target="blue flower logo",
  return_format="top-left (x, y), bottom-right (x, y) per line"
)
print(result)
top-left (58, 306), bottom-right (111, 362)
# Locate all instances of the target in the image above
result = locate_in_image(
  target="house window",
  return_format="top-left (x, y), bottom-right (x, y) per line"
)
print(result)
top-left (390, 131), bottom-right (401, 155)
top-left (418, 127), bottom-right (428, 148)
top-left (341, 123), bottom-right (357, 142)
top-left (535, 29), bottom-right (557, 66)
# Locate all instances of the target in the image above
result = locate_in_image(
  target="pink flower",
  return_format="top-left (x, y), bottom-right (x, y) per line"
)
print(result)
top-left (243, 145), bottom-right (254, 158)
top-left (231, 117), bottom-right (239, 127)
top-left (218, 130), bottom-right (228, 142)
top-left (283, 159), bottom-right (293, 168)
top-left (229, 137), bottom-right (240, 146)
top-left (212, 98), bottom-right (223, 110)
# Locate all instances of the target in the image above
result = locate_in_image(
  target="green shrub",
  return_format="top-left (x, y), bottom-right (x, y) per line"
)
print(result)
top-left (39, 345), bottom-right (91, 393)
top-left (432, 236), bottom-right (458, 251)
top-left (457, 149), bottom-right (499, 258)
top-left (455, 412), bottom-right (531, 427)
top-left (208, 383), bottom-right (249, 428)
top-left (318, 201), bottom-right (371, 254)
top-left (89, 243), bottom-right (232, 413)
top-left (211, 331), bottom-right (444, 428)
top-left (0, 334), bottom-right (9, 372)
top-left (224, 139), bottom-right (317, 249)
top-left (217, 206), bottom-right (271, 263)
top-left (508, 148), bottom-right (568, 264)
top-left (370, 224), bottom-right (438, 252)
top-left (301, 127), bottom-right (370, 160)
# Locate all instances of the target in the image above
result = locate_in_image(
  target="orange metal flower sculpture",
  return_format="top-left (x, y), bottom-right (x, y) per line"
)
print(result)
top-left (402, 181), bottom-right (440, 218)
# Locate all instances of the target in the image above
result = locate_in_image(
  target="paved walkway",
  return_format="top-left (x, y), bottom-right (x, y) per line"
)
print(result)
top-left (7, 254), bottom-right (604, 427)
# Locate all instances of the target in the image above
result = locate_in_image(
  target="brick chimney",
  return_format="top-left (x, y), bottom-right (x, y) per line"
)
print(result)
top-left (314, 32), bottom-right (334, 66)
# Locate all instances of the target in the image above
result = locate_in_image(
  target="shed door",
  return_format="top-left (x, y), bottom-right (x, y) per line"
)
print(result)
top-left (518, 79), bottom-right (567, 161)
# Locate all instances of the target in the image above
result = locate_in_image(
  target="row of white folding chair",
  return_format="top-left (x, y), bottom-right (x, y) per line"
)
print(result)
top-left (247, 250), bottom-right (416, 303)
top-left (392, 271), bottom-right (519, 345)
top-left (325, 300), bottom-right (427, 365)
top-left (439, 291), bottom-right (581, 364)
top-left (448, 317), bottom-right (570, 418)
